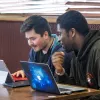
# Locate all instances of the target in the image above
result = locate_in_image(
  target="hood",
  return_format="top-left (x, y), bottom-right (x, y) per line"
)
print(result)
top-left (51, 34), bottom-right (61, 53)
top-left (78, 30), bottom-right (100, 61)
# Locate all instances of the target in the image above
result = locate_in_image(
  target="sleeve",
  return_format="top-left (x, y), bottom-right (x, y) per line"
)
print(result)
top-left (95, 57), bottom-right (100, 89)
top-left (28, 49), bottom-right (34, 62)
top-left (55, 72), bottom-right (76, 84)
top-left (93, 48), bottom-right (100, 89)
top-left (55, 58), bottom-right (76, 84)
top-left (85, 49), bottom-right (100, 100)
top-left (50, 44), bottom-right (73, 83)
top-left (55, 47), bottom-right (73, 76)
top-left (63, 52), bottom-right (73, 75)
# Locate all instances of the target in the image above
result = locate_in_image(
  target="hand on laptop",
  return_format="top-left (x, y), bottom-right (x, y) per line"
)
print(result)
top-left (52, 52), bottom-right (65, 75)
top-left (12, 70), bottom-right (25, 78)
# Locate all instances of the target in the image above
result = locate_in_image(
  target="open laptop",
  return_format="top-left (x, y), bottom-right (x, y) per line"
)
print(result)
top-left (0, 60), bottom-right (29, 87)
top-left (20, 61), bottom-right (87, 94)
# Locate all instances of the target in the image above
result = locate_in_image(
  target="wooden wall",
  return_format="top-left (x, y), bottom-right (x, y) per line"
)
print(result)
top-left (0, 21), bottom-right (29, 73)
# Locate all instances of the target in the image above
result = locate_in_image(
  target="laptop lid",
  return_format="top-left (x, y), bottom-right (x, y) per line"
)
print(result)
top-left (0, 60), bottom-right (29, 87)
top-left (20, 61), bottom-right (87, 94)
top-left (0, 60), bottom-right (14, 84)
top-left (20, 61), bottom-right (61, 94)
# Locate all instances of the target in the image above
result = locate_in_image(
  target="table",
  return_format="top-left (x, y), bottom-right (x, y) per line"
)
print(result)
top-left (0, 85), bottom-right (100, 100)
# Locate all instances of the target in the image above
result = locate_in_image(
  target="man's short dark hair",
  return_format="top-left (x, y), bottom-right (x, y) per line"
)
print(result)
top-left (56, 15), bottom-right (63, 24)
top-left (60, 10), bottom-right (89, 36)
top-left (20, 15), bottom-right (52, 36)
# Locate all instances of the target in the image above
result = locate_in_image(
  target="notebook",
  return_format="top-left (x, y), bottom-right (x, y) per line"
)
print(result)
top-left (20, 61), bottom-right (87, 94)
top-left (0, 60), bottom-right (29, 87)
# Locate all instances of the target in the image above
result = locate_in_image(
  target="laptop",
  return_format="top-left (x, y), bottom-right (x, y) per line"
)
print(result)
top-left (20, 61), bottom-right (87, 94)
top-left (0, 60), bottom-right (29, 87)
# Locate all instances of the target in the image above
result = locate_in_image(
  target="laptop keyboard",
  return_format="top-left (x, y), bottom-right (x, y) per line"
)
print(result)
top-left (59, 88), bottom-right (69, 91)
top-left (57, 84), bottom-right (86, 92)
top-left (59, 88), bottom-right (72, 94)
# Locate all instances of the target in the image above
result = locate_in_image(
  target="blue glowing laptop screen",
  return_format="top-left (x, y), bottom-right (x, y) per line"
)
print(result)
top-left (21, 62), bottom-right (59, 93)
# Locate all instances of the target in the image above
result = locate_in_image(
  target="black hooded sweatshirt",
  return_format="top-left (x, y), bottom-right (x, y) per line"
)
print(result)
top-left (57, 30), bottom-right (100, 90)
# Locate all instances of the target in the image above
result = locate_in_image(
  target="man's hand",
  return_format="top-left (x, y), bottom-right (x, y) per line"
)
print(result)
top-left (12, 70), bottom-right (25, 78)
top-left (52, 52), bottom-right (65, 73)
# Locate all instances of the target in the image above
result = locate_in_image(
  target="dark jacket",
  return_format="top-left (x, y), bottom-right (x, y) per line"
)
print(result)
top-left (28, 34), bottom-right (72, 76)
top-left (57, 30), bottom-right (100, 90)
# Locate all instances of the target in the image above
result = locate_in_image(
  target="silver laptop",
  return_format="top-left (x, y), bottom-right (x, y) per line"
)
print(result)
top-left (20, 61), bottom-right (87, 94)
top-left (0, 60), bottom-right (29, 87)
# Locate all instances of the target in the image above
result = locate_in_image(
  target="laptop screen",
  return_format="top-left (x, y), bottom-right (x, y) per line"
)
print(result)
top-left (0, 60), bottom-right (28, 82)
top-left (20, 61), bottom-right (59, 93)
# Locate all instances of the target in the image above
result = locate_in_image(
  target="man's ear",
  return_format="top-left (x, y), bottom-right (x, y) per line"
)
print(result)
top-left (43, 31), bottom-right (49, 39)
top-left (69, 28), bottom-right (76, 38)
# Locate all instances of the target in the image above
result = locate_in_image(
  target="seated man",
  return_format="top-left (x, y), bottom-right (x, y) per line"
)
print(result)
top-left (12, 15), bottom-right (72, 80)
top-left (52, 10), bottom-right (100, 99)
